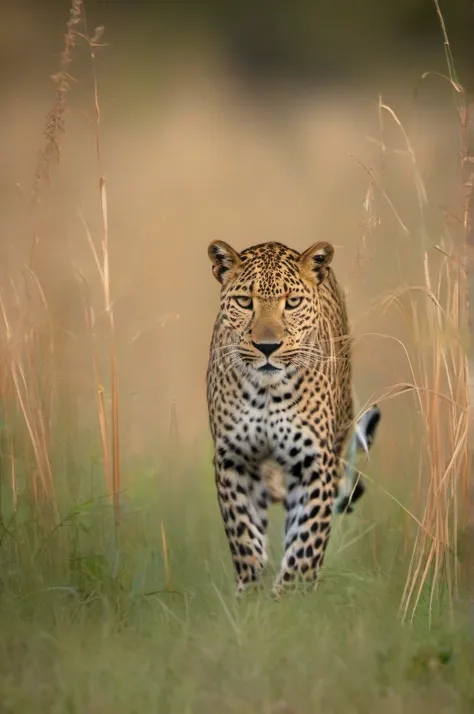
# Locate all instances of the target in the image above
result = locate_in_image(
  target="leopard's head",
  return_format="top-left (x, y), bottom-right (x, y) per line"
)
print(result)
top-left (208, 240), bottom-right (337, 382)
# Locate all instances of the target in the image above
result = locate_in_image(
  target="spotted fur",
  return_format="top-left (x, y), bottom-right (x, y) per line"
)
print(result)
top-left (206, 240), bottom-right (370, 597)
top-left (262, 403), bottom-right (382, 514)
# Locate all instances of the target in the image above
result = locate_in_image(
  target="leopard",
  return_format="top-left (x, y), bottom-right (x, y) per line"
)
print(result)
top-left (206, 239), bottom-right (380, 598)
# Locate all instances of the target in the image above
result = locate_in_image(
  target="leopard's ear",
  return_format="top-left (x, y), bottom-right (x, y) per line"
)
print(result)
top-left (208, 241), bottom-right (241, 285)
top-left (299, 242), bottom-right (334, 283)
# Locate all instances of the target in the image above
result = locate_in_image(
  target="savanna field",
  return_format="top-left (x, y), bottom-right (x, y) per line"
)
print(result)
top-left (0, 2), bottom-right (473, 712)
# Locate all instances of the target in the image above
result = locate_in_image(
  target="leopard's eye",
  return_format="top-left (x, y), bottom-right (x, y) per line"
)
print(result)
top-left (285, 296), bottom-right (303, 310)
top-left (234, 296), bottom-right (253, 310)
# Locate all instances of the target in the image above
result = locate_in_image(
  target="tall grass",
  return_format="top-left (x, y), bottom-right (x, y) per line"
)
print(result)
top-left (28, 1), bottom-right (122, 539)
top-left (387, 8), bottom-right (471, 619)
top-left (78, 14), bottom-right (122, 539)
top-left (0, 274), bottom-right (58, 526)
top-left (337, 1), bottom-right (472, 622)
top-left (376, 98), bottom-right (469, 622)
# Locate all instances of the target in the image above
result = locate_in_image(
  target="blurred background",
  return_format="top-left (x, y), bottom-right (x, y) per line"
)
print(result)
top-left (2, 1), bottom-right (473, 92)
top-left (0, 0), bottom-right (471, 475)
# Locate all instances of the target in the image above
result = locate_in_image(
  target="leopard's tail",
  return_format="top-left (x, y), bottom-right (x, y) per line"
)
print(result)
top-left (333, 404), bottom-right (381, 514)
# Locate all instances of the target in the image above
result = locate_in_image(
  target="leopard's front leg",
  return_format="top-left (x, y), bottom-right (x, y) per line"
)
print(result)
top-left (272, 434), bottom-right (340, 598)
top-left (214, 448), bottom-right (270, 596)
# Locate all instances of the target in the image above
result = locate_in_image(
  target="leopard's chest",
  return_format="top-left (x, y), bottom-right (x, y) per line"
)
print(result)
top-left (212, 378), bottom-right (329, 461)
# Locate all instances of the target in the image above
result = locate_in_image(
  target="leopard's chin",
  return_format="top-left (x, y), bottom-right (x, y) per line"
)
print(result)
top-left (258, 364), bottom-right (281, 374)
top-left (253, 365), bottom-right (288, 386)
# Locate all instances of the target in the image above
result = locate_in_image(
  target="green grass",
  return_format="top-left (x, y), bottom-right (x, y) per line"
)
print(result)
top-left (0, 444), bottom-right (472, 714)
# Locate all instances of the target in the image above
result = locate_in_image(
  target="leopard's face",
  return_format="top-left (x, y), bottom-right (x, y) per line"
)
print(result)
top-left (208, 240), bottom-right (336, 383)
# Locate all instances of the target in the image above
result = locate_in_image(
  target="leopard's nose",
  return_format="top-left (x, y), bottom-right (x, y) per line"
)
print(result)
top-left (252, 342), bottom-right (282, 358)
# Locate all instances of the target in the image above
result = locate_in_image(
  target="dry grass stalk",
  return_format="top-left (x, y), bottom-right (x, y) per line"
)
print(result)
top-left (82, 292), bottom-right (112, 500)
top-left (161, 521), bottom-right (172, 592)
top-left (348, 26), bottom-right (468, 618)
top-left (343, 1), bottom-right (471, 621)
top-left (26, 0), bottom-right (121, 534)
top-left (0, 283), bottom-right (59, 524)
top-left (31, 0), bottom-right (83, 209)
top-left (458, 28), bottom-right (474, 600)
top-left (9, 436), bottom-right (16, 511)
top-left (399, 259), bottom-right (468, 621)
top-left (372, 96), bottom-right (469, 620)
top-left (0, 0), bottom-right (86, 522)
top-left (78, 13), bottom-right (121, 535)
